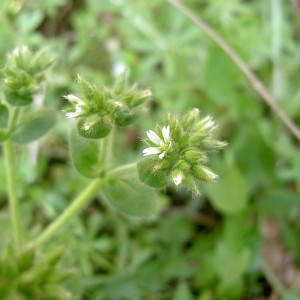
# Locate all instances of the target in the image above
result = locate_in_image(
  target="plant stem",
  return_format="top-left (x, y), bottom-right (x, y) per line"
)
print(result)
top-left (99, 129), bottom-right (114, 169)
top-left (4, 139), bottom-right (21, 247)
top-left (106, 162), bottom-right (137, 179)
top-left (33, 178), bottom-right (104, 247)
top-left (168, 0), bottom-right (300, 141)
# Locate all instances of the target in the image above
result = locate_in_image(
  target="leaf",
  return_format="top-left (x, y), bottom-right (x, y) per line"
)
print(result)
top-left (101, 179), bottom-right (160, 217)
top-left (172, 281), bottom-right (193, 300)
top-left (11, 109), bottom-right (57, 144)
top-left (69, 129), bottom-right (102, 178)
top-left (205, 159), bottom-right (248, 214)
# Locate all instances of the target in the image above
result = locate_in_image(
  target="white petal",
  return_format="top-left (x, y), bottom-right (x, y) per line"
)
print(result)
top-left (173, 175), bottom-right (182, 185)
top-left (158, 151), bottom-right (166, 159)
top-left (161, 125), bottom-right (170, 142)
top-left (146, 130), bottom-right (162, 145)
top-left (64, 94), bottom-right (82, 104)
top-left (143, 147), bottom-right (161, 156)
top-left (65, 111), bottom-right (77, 119)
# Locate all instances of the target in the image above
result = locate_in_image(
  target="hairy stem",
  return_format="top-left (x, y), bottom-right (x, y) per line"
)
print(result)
top-left (32, 178), bottom-right (104, 247)
top-left (168, 0), bottom-right (300, 141)
top-left (99, 129), bottom-right (114, 169)
top-left (106, 162), bottom-right (137, 179)
top-left (4, 140), bottom-right (21, 247)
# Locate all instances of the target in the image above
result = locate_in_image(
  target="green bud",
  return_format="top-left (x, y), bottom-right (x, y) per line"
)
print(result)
top-left (201, 139), bottom-right (228, 150)
top-left (192, 165), bottom-right (218, 182)
top-left (18, 246), bottom-right (35, 272)
top-left (184, 149), bottom-right (208, 163)
top-left (1, 46), bottom-right (53, 107)
top-left (184, 174), bottom-right (200, 195)
top-left (5, 91), bottom-right (33, 106)
top-left (77, 115), bottom-right (112, 139)
top-left (113, 71), bottom-right (126, 95)
top-left (114, 106), bottom-right (135, 127)
top-left (171, 169), bottom-right (184, 186)
top-left (130, 89), bottom-right (152, 107)
top-left (77, 75), bottom-right (97, 101)
top-left (181, 108), bottom-right (199, 128)
top-left (137, 157), bottom-right (168, 188)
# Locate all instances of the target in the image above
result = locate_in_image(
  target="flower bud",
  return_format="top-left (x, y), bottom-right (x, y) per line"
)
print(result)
top-left (181, 108), bottom-right (199, 128)
top-left (111, 102), bottom-right (135, 127)
top-left (171, 169), bottom-right (184, 186)
top-left (137, 157), bottom-right (168, 188)
top-left (5, 91), bottom-right (33, 106)
top-left (192, 165), bottom-right (218, 182)
top-left (77, 115), bottom-right (112, 139)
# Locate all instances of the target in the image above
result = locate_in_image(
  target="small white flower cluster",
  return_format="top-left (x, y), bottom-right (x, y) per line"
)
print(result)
top-left (143, 125), bottom-right (172, 160)
top-left (140, 110), bottom-right (226, 191)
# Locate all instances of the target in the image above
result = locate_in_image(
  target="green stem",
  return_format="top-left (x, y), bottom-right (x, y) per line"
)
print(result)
top-left (4, 139), bottom-right (21, 247)
top-left (8, 107), bottom-right (21, 133)
top-left (33, 178), bottom-right (104, 247)
top-left (107, 162), bottom-right (137, 179)
top-left (99, 129), bottom-right (114, 169)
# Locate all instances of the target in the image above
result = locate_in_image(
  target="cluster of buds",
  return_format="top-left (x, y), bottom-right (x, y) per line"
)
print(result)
top-left (138, 108), bottom-right (227, 194)
top-left (0, 244), bottom-right (75, 299)
top-left (1, 46), bottom-right (53, 106)
top-left (64, 73), bottom-right (152, 139)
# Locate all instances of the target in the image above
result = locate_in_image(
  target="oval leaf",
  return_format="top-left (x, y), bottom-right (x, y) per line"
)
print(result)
top-left (101, 179), bottom-right (159, 218)
top-left (69, 129), bottom-right (102, 178)
top-left (11, 109), bottom-right (57, 144)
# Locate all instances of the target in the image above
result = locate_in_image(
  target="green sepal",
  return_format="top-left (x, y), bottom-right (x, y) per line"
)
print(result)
top-left (11, 109), bottom-right (57, 144)
top-left (0, 104), bottom-right (9, 128)
top-left (18, 246), bottom-right (35, 272)
top-left (114, 108), bottom-right (135, 127)
top-left (137, 157), bottom-right (168, 188)
top-left (5, 91), bottom-right (33, 106)
top-left (69, 129), bottom-right (103, 178)
top-left (101, 178), bottom-right (159, 217)
top-left (77, 115), bottom-right (112, 139)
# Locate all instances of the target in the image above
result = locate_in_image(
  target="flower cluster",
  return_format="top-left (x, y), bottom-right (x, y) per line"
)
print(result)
top-left (64, 73), bottom-right (151, 139)
top-left (1, 46), bottom-right (53, 106)
top-left (138, 108), bottom-right (227, 194)
top-left (0, 244), bottom-right (75, 300)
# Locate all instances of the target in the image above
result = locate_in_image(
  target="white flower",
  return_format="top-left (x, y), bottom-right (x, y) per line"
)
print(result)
top-left (64, 94), bottom-right (86, 119)
top-left (143, 125), bottom-right (172, 159)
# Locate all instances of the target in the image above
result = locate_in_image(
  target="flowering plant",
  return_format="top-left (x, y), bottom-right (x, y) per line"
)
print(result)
top-left (138, 109), bottom-right (227, 193)
top-left (0, 46), bottom-right (226, 299)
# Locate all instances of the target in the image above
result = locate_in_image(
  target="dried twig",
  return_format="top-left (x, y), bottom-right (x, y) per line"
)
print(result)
top-left (168, 0), bottom-right (300, 141)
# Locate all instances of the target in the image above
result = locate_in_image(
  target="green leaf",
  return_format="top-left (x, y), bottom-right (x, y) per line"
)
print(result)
top-left (11, 109), bottom-right (57, 144)
top-left (101, 178), bottom-right (159, 217)
top-left (69, 129), bottom-right (102, 178)
top-left (172, 281), bottom-right (193, 300)
top-left (283, 292), bottom-right (300, 300)
top-left (205, 160), bottom-right (248, 214)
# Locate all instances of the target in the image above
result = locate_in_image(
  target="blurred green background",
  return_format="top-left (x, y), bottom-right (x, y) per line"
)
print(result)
top-left (1, 0), bottom-right (300, 299)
